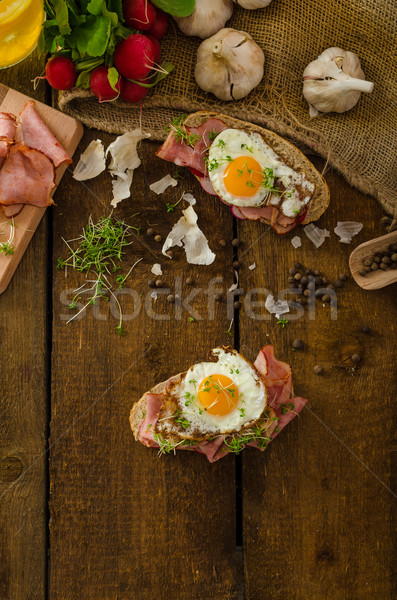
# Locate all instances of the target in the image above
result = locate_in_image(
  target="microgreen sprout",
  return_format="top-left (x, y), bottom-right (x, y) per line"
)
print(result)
top-left (189, 317), bottom-right (195, 322)
top-left (225, 318), bottom-right (234, 337)
top-left (241, 143), bottom-right (253, 153)
top-left (58, 213), bottom-right (142, 334)
top-left (165, 191), bottom-right (185, 212)
top-left (165, 115), bottom-right (201, 148)
top-left (277, 318), bottom-right (289, 328)
top-left (208, 130), bottom-right (218, 141)
top-left (0, 217), bottom-right (15, 256)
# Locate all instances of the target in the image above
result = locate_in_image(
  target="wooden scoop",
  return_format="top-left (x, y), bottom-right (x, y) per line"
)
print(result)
top-left (349, 230), bottom-right (397, 289)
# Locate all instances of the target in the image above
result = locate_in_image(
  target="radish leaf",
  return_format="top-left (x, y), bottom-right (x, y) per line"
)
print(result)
top-left (151, 0), bottom-right (195, 17)
top-left (87, 0), bottom-right (104, 16)
top-left (107, 67), bottom-right (120, 92)
top-left (53, 0), bottom-right (71, 35)
top-left (69, 15), bottom-right (111, 56)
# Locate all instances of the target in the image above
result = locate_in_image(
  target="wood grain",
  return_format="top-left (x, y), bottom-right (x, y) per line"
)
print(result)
top-left (49, 134), bottom-right (239, 599)
top-left (238, 160), bottom-right (396, 599)
top-left (0, 55), bottom-right (49, 600)
top-left (0, 84), bottom-right (83, 294)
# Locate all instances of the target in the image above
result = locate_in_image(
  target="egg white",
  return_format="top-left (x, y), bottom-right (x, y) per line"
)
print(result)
top-left (171, 348), bottom-right (267, 435)
top-left (208, 129), bottom-right (312, 212)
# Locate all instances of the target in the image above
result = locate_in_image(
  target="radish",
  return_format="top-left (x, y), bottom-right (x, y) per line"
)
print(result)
top-left (45, 56), bottom-right (77, 90)
top-left (114, 34), bottom-right (156, 80)
top-left (123, 0), bottom-right (157, 31)
top-left (147, 9), bottom-right (168, 39)
top-left (146, 35), bottom-right (161, 64)
top-left (120, 78), bottom-right (150, 103)
top-left (90, 66), bottom-right (123, 102)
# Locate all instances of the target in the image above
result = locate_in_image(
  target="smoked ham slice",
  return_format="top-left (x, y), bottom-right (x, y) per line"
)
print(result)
top-left (0, 144), bottom-right (55, 208)
top-left (16, 101), bottom-right (71, 168)
top-left (3, 204), bottom-right (24, 217)
top-left (0, 112), bottom-right (16, 169)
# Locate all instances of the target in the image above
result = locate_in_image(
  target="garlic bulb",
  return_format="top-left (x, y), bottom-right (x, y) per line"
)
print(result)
top-left (233, 0), bottom-right (273, 8)
top-left (303, 47), bottom-right (374, 117)
top-left (174, 0), bottom-right (234, 39)
top-left (195, 28), bottom-right (264, 101)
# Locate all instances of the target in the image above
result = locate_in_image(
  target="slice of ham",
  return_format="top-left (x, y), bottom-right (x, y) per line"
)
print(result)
top-left (16, 101), bottom-right (71, 168)
top-left (137, 345), bottom-right (307, 462)
top-left (0, 144), bottom-right (56, 208)
top-left (0, 112), bottom-right (16, 140)
top-left (3, 204), bottom-right (24, 218)
top-left (157, 118), bottom-right (227, 174)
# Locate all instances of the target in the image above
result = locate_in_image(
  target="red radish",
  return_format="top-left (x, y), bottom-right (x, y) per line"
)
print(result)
top-left (146, 35), bottom-right (161, 64)
top-left (45, 56), bottom-right (77, 90)
top-left (123, 0), bottom-right (156, 31)
top-left (114, 34), bottom-right (155, 80)
top-left (120, 78), bottom-right (150, 103)
top-left (90, 66), bottom-right (123, 102)
top-left (147, 9), bottom-right (168, 39)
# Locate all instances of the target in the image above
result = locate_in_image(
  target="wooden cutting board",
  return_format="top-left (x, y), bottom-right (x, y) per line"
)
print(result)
top-left (0, 84), bottom-right (83, 294)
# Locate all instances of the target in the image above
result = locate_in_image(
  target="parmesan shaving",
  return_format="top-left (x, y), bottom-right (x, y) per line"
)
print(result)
top-left (73, 139), bottom-right (106, 181)
top-left (182, 193), bottom-right (196, 206)
top-left (265, 294), bottom-right (289, 315)
top-left (106, 129), bottom-right (150, 207)
top-left (162, 205), bottom-right (216, 265)
top-left (334, 221), bottom-right (363, 244)
top-left (151, 263), bottom-right (163, 276)
top-left (291, 236), bottom-right (302, 248)
top-left (149, 174), bottom-right (178, 194)
top-left (249, 263), bottom-right (256, 271)
top-left (304, 223), bottom-right (330, 248)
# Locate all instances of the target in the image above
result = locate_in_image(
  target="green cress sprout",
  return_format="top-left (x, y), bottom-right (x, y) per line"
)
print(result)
top-left (0, 217), bottom-right (17, 256)
top-left (165, 115), bottom-right (201, 148)
top-left (57, 213), bottom-right (142, 335)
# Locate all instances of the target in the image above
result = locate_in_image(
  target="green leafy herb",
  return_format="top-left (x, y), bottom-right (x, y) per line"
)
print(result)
top-left (151, 0), bottom-right (195, 17)
top-left (165, 115), bottom-right (200, 148)
top-left (277, 318), bottom-right (288, 328)
top-left (281, 402), bottom-right (295, 415)
top-left (58, 213), bottom-right (142, 334)
top-left (241, 143), bottom-right (253, 153)
top-left (208, 130), bottom-right (218, 141)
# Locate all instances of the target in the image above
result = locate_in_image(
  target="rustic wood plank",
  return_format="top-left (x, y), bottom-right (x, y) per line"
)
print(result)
top-left (0, 54), bottom-right (48, 600)
top-left (49, 133), bottom-right (239, 599)
top-left (238, 159), bottom-right (396, 599)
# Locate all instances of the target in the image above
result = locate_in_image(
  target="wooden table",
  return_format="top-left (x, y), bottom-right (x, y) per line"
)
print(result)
top-left (1, 54), bottom-right (396, 600)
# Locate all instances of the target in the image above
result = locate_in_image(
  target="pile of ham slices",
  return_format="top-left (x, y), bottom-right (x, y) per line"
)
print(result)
top-left (136, 345), bottom-right (307, 463)
top-left (157, 117), bottom-right (310, 234)
top-left (0, 101), bottom-right (71, 218)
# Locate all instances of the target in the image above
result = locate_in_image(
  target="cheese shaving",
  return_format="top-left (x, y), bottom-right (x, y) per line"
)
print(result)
top-left (151, 263), bottom-right (163, 276)
top-left (304, 223), bottom-right (330, 248)
top-left (73, 139), bottom-right (106, 181)
top-left (182, 193), bottom-right (196, 205)
top-left (149, 174), bottom-right (178, 194)
top-left (249, 263), bottom-right (256, 271)
top-left (334, 221), bottom-right (363, 244)
top-left (265, 294), bottom-right (289, 315)
top-left (162, 205), bottom-right (216, 265)
top-left (106, 129), bottom-right (150, 207)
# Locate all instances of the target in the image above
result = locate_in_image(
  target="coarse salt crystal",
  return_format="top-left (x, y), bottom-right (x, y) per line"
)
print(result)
top-left (291, 236), bottom-right (302, 248)
top-left (304, 223), bottom-right (330, 248)
top-left (334, 221), bottom-right (363, 244)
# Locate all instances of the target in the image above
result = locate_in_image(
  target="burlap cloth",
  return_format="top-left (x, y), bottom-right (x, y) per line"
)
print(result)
top-left (58, 0), bottom-right (397, 222)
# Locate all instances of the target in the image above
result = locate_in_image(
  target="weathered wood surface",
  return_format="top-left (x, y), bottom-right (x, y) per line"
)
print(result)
top-left (0, 55), bottom-right (48, 600)
top-left (0, 60), bottom-right (395, 598)
top-left (238, 160), bottom-right (397, 599)
top-left (49, 133), bottom-right (239, 599)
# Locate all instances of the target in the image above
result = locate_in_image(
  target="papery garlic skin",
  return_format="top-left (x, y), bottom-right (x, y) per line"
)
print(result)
top-left (195, 28), bottom-right (264, 101)
top-left (233, 0), bottom-right (272, 8)
top-left (303, 47), bottom-right (374, 117)
top-left (174, 0), bottom-right (233, 39)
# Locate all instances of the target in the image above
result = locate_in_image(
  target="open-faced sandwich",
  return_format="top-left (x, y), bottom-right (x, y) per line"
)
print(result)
top-left (157, 112), bottom-right (330, 234)
top-left (130, 345), bottom-right (307, 462)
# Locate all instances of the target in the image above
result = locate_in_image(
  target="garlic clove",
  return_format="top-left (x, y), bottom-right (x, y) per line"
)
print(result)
top-left (174, 0), bottom-right (234, 39)
top-left (232, 0), bottom-right (273, 8)
top-left (195, 28), bottom-right (264, 101)
top-left (302, 47), bottom-right (374, 117)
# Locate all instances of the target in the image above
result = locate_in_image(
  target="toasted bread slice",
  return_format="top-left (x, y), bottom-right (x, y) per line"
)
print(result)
top-left (183, 111), bottom-right (330, 224)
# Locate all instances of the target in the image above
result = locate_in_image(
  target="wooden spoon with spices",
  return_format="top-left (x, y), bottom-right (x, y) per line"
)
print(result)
top-left (349, 230), bottom-right (397, 290)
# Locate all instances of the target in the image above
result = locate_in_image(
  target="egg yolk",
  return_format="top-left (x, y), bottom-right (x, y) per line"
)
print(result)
top-left (197, 374), bottom-right (240, 416)
top-left (224, 156), bottom-right (263, 197)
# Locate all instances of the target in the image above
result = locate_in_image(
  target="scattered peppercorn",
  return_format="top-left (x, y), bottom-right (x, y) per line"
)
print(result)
top-left (351, 353), bottom-right (361, 363)
top-left (155, 279), bottom-right (164, 288)
top-left (314, 365), bottom-right (324, 375)
top-left (233, 261), bottom-right (240, 269)
top-left (219, 239), bottom-right (227, 247)
top-left (154, 234), bottom-right (162, 243)
top-left (148, 279), bottom-right (156, 288)
top-left (362, 326), bottom-right (371, 334)
top-left (233, 301), bottom-right (241, 310)
top-left (166, 249), bottom-right (174, 258)
top-left (147, 227), bottom-right (154, 236)
top-left (294, 272), bottom-right (302, 281)
top-left (292, 339), bottom-right (304, 350)
top-left (167, 294), bottom-right (175, 303)
top-left (231, 238), bottom-right (240, 248)
top-left (186, 276), bottom-right (194, 285)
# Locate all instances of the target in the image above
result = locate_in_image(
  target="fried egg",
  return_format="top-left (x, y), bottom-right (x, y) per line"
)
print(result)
top-left (207, 128), bottom-right (309, 210)
top-left (160, 348), bottom-right (267, 437)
